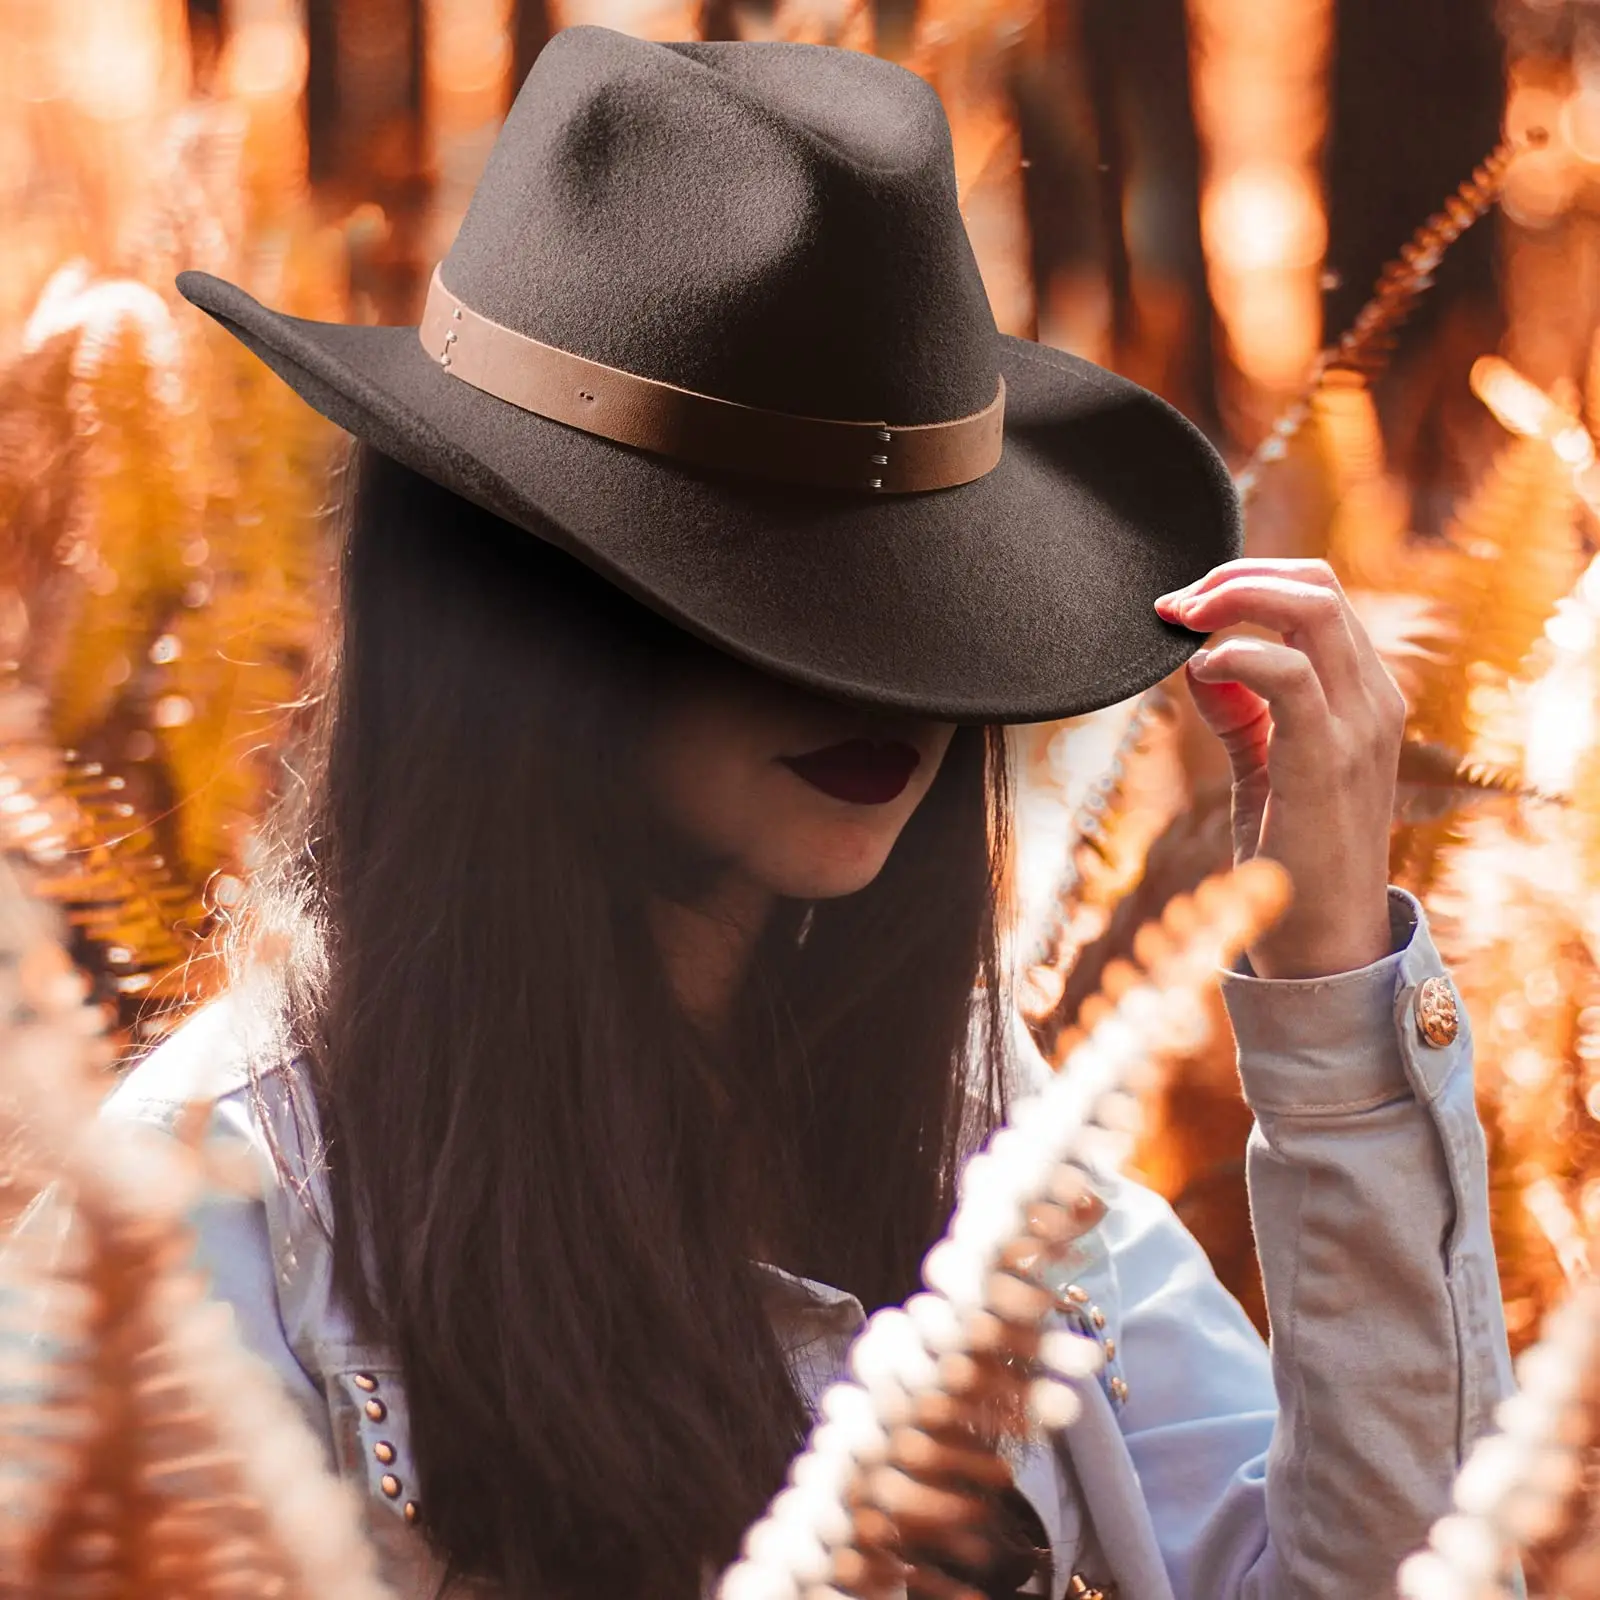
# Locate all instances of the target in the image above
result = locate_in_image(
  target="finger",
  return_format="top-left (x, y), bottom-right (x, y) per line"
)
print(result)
top-left (1156, 556), bottom-right (1343, 609)
top-left (1163, 577), bottom-right (1366, 708)
top-left (1185, 667), bottom-right (1272, 777)
top-left (1188, 638), bottom-right (1330, 743)
top-left (1159, 559), bottom-right (1396, 696)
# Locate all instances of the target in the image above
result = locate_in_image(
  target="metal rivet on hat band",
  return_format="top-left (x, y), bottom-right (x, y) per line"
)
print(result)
top-left (417, 266), bottom-right (1005, 495)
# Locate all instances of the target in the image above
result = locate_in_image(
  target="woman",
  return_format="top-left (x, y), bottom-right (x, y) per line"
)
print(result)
top-left (107, 24), bottom-right (1511, 1600)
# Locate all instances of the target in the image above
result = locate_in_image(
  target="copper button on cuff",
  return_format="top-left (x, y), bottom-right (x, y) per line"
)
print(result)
top-left (353, 1373), bottom-right (378, 1392)
top-left (404, 1502), bottom-right (420, 1524)
top-left (365, 1399), bottom-right (387, 1423)
top-left (380, 1474), bottom-right (402, 1499)
top-left (373, 1441), bottom-right (396, 1465)
top-left (1415, 976), bottom-right (1460, 1047)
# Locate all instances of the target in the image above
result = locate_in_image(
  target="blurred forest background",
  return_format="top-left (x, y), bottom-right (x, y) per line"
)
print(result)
top-left (2, 0), bottom-right (1599, 1348)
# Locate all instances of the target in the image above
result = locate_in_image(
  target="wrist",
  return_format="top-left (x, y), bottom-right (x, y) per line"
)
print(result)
top-left (1244, 903), bottom-right (1394, 981)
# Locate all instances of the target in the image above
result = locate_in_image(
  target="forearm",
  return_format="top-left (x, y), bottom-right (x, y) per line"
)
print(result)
top-left (1225, 889), bottom-right (1513, 1596)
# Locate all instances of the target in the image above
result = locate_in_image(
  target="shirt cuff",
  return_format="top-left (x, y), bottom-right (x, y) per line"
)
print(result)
top-left (1220, 887), bottom-right (1464, 1116)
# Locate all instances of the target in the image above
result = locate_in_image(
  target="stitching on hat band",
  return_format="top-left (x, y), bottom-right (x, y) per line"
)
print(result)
top-left (418, 266), bottom-right (1005, 494)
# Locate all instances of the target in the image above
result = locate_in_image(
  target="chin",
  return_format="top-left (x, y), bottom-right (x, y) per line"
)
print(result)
top-left (757, 825), bottom-right (901, 900)
top-left (789, 865), bottom-right (891, 900)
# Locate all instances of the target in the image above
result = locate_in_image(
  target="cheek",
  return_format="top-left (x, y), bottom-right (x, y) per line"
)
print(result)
top-left (731, 769), bottom-right (937, 899)
top-left (651, 742), bottom-right (920, 896)
top-left (646, 698), bottom-right (957, 899)
top-left (753, 803), bottom-right (900, 894)
top-left (648, 723), bottom-right (771, 866)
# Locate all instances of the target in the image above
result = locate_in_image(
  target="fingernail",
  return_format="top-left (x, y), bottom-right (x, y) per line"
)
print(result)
top-left (1188, 648), bottom-right (1211, 673)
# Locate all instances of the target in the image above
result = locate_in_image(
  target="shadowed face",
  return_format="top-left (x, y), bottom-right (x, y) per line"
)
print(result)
top-left (643, 646), bottom-right (957, 901)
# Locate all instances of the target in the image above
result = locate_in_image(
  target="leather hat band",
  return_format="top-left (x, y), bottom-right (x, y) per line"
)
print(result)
top-left (418, 266), bottom-right (1005, 494)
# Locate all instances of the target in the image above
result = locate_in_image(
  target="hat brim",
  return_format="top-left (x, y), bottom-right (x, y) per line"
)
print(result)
top-left (177, 270), bottom-right (1239, 724)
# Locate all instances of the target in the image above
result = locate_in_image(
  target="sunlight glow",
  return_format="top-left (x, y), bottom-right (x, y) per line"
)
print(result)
top-left (1472, 357), bottom-right (1597, 472)
top-left (219, 20), bottom-right (308, 102)
top-left (1186, 0), bottom-right (1331, 401)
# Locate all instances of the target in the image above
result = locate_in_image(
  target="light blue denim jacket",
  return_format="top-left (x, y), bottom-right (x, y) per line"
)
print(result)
top-left (100, 888), bottom-right (1513, 1599)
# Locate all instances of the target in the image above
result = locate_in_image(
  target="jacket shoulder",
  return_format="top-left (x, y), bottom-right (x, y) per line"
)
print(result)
top-left (102, 994), bottom-right (262, 1133)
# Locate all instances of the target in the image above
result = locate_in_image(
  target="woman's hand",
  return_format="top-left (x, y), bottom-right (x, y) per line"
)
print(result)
top-left (1154, 558), bottom-right (1406, 981)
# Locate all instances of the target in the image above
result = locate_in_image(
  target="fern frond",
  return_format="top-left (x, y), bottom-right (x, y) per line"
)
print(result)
top-left (0, 691), bottom-right (204, 1041)
top-left (1017, 689), bottom-right (1183, 1029)
top-left (1044, 790), bottom-right (1235, 1036)
top-left (34, 311), bottom-right (196, 750)
top-left (0, 841), bottom-right (393, 1599)
top-left (161, 322), bottom-right (335, 886)
top-left (1238, 131), bottom-right (1543, 504)
top-left (1390, 431), bottom-right (1582, 893)
top-left (0, 338), bottom-right (80, 608)
top-left (1427, 807), bottom-right (1599, 1348)
top-left (1394, 736), bottom-right (1565, 826)
top-left (1346, 588), bottom-right (1455, 703)
top-left (0, 100), bottom-right (340, 1039)
top-left (1414, 434), bottom-right (1581, 745)
top-left (1315, 371), bottom-right (1414, 590)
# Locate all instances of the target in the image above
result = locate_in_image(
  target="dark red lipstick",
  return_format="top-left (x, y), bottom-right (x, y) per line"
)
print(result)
top-left (780, 739), bottom-right (921, 805)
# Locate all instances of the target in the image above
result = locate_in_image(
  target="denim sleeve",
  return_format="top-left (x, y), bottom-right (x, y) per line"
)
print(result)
top-left (97, 1004), bottom-right (335, 1460)
top-left (1196, 886), bottom-right (1514, 1597)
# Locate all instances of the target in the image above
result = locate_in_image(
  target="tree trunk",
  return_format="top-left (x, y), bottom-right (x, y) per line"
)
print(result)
top-left (512, 0), bottom-right (554, 101)
top-left (304, 0), bottom-right (435, 321)
top-left (185, 0), bottom-right (223, 91)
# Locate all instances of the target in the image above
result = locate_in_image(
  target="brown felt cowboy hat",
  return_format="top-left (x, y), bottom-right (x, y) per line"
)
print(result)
top-left (177, 25), bottom-right (1239, 723)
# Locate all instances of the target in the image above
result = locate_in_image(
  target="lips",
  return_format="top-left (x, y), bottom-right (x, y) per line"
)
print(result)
top-left (780, 739), bottom-right (922, 806)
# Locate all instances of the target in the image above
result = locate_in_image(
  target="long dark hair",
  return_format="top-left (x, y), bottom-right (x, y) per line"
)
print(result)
top-left (242, 445), bottom-right (1015, 1598)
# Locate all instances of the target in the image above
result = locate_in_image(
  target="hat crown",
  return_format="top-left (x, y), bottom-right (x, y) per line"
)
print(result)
top-left (441, 27), bottom-right (999, 426)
